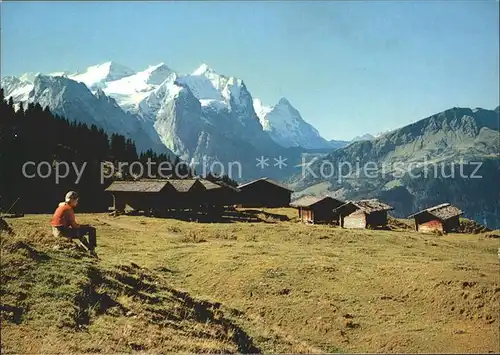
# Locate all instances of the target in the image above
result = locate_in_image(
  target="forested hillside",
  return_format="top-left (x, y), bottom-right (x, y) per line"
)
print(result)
top-left (0, 89), bottom-right (192, 213)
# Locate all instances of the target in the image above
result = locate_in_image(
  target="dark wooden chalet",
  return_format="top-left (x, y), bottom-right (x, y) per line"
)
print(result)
top-left (105, 179), bottom-right (206, 213)
top-left (198, 179), bottom-right (241, 210)
top-left (408, 203), bottom-right (462, 233)
top-left (290, 195), bottom-right (345, 224)
top-left (237, 177), bottom-right (293, 208)
top-left (333, 199), bottom-right (393, 229)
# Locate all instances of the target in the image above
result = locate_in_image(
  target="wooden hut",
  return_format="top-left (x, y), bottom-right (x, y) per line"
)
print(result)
top-left (198, 179), bottom-right (241, 210)
top-left (290, 196), bottom-right (345, 224)
top-left (237, 177), bottom-right (293, 208)
top-left (408, 203), bottom-right (462, 233)
top-left (105, 179), bottom-right (206, 213)
top-left (105, 180), bottom-right (171, 213)
top-left (334, 199), bottom-right (393, 229)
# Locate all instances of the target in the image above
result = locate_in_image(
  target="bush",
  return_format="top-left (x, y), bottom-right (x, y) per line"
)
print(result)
top-left (458, 218), bottom-right (491, 234)
top-left (180, 230), bottom-right (206, 243)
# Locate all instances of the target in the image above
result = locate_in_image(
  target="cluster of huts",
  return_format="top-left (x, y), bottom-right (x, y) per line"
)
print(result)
top-left (105, 177), bottom-right (463, 234)
top-left (105, 177), bottom-right (292, 214)
top-left (291, 196), bottom-right (395, 229)
top-left (290, 194), bottom-right (462, 233)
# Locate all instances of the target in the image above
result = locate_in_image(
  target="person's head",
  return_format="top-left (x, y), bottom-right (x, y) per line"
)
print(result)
top-left (65, 191), bottom-right (79, 208)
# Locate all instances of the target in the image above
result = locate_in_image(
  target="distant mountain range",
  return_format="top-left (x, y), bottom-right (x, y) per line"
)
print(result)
top-left (290, 106), bottom-right (500, 228)
top-left (2, 61), bottom-right (352, 179)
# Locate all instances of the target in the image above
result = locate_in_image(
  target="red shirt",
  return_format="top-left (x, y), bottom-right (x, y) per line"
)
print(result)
top-left (50, 203), bottom-right (79, 228)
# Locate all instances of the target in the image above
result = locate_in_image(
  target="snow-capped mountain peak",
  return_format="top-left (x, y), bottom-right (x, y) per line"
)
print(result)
top-left (253, 98), bottom-right (273, 128)
top-left (174, 75), bottom-right (222, 104)
top-left (178, 64), bottom-right (230, 105)
top-left (100, 63), bottom-right (176, 114)
top-left (141, 63), bottom-right (174, 85)
top-left (192, 63), bottom-right (215, 76)
top-left (277, 97), bottom-right (292, 106)
top-left (2, 60), bottom-right (343, 181)
top-left (49, 71), bottom-right (72, 78)
top-left (1, 76), bottom-right (33, 102)
top-left (177, 64), bottom-right (253, 113)
top-left (253, 97), bottom-right (333, 149)
top-left (19, 72), bottom-right (41, 83)
top-left (70, 61), bottom-right (136, 89)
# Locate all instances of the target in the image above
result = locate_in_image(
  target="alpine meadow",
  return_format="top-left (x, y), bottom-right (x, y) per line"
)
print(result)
top-left (1, 1), bottom-right (499, 354)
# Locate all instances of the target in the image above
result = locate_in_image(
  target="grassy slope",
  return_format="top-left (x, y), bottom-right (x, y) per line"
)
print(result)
top-left (2, 209), bottom-right (499, 353)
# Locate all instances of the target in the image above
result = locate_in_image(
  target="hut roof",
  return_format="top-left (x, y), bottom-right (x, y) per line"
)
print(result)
top-left (408, 203), bottom-right (462, 220)
top-left (105, 180), bottom-right (169, 193)
top-left (214, 181), bottom-right (241, 192)
top-left (198, 179), bottom-right (222, 190)
top-left (290, 196), bottom-right (323, 207)
top-left (165, 179), bottom-right (200, 192)
top-left (290, 195), bottom-right (343, 208)
top-left (198, 179), bottom-right (241, 192)
top-left (105, 179), bottom-right (203, 193)
top-left (333, 199), bottom-right (394, 214)
top-left (237, 177), bottom-right (293, 192)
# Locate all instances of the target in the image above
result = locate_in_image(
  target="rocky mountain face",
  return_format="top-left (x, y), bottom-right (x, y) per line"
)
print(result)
top-left (324, 107), bottom-right (498, 170)
top-left (290, 107), bottom-right (500, 228)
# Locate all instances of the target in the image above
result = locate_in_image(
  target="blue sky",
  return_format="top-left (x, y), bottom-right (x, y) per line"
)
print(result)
top-left (2, 1), bottom-right (499, 140)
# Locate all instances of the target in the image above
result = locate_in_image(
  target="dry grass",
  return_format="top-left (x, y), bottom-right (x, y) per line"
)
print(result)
top-left (1, 222), bottom-right (258, 353)
top-left (2, 209), bottom-right (499, 353)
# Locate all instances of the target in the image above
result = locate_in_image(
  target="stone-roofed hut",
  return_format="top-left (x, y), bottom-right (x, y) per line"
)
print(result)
top-left (333, 199), bottom-right (394, 229)
top-left (408, 203), bottom-right (462, 233)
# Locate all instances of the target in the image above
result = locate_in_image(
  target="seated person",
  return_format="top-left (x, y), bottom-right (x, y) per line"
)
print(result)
top-left (51, 191), bottom-right (97, 255)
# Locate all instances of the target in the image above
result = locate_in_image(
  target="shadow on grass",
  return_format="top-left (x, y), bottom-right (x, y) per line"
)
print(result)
top-left (1, 304), bottom-right (24, 324)
top-left (3, 240), bottom-right (51, 262)
top-left (124, 209), bottom-right (289, 224)
top-left (165, 286), bottom-right (261, 353)
top-left (69, 261), bottom-right (262, 353)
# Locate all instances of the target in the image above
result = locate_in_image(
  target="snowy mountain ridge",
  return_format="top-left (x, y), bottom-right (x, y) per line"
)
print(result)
top-left (69, 61), bottom-right (136, 89)
top-left (2, 60), bottom-right (350, 180)
top-left (2, 61), bottom-right (336, 149)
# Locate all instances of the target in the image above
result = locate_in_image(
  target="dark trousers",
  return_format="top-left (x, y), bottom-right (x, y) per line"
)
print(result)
top-left (55, 225), bottom-right (97, 251)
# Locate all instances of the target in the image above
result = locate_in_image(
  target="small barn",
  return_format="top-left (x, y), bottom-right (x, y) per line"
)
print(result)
top-left (408, 203), bottom-right (462, 234)
top-left (290, 196), bottom-right (345, 224)
top-left (334, 199), bottom-right (393, 229)
top-left (105, 179), bottom-right (206, 213)
top-left (237, 177), bottom-right (293, 208)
